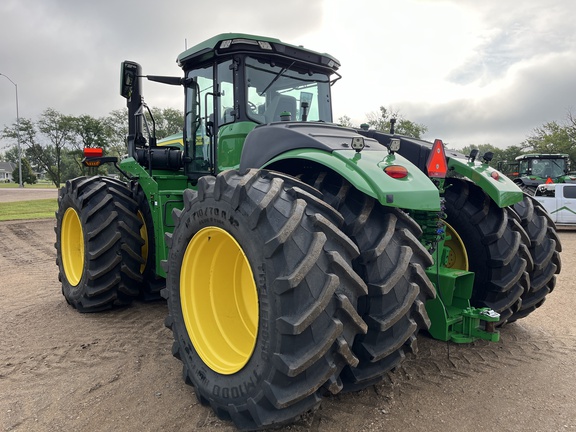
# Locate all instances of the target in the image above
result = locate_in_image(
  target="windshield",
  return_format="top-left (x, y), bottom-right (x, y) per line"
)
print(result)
top-left (245, 56), bottom-right (333, 123)
top-left (530, 158), bottom-right (566, 178)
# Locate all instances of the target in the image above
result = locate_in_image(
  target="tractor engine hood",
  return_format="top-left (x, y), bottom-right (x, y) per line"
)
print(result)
top-left (356, 129), bottom-right (523, 208)
top-left (239, 122), bottom-right (385, 171)
top-left (239, 121), bottom-right (442, 212)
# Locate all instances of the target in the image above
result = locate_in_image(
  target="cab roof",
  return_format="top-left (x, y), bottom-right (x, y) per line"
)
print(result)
top-left (176, 33), bottom-right (340, 73)
top-left (515, 153), bottom-right (569, 160)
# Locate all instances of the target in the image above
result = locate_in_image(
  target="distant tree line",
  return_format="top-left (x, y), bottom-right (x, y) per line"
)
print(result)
top-left (0, 107), bottom-right (183, 187)
top-left (458, 114), bottom-right (576, 170)
top-left (2, 105), bottom-right (575, 186)
top-left (338, 106), bottom-right (428, 139)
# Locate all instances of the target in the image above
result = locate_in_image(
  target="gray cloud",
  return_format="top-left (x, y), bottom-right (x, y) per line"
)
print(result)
top-left (1, 0), bottom-right (575, 155)
top-left (406, 51), bottom-right (576, 148)
top-left (448, 0), bottom-right (575, 85)
top-left (0, 0), bottom-right (322, 149)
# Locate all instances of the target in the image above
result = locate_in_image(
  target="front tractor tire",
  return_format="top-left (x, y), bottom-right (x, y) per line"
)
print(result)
top-left (163, 169), bottom-right (368, 431)
top-left (55, 176), bottom-right (144, 312)
top-left (443, 179), bottom-right (529, 323)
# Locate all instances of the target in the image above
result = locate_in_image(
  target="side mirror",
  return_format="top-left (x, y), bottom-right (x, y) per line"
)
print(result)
top-left (120, 61), bottom-right (141, 100)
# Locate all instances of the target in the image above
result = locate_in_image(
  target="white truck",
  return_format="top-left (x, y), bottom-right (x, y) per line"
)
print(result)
top-left (534, 183), bottom-right (576, 225)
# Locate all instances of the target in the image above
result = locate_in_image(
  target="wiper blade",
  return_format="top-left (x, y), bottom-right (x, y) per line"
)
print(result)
top-left (259, 61), bottom-right (295, 96)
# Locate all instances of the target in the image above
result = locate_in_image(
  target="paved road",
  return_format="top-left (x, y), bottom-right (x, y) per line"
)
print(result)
top-left (0, 187), bottom-right (58, 202)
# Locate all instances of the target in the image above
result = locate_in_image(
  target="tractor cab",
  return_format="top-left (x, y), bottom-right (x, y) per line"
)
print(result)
top-left (119, 34), bottom-right (342, 182)
top-left (516, 154), bottom-right (569, 179)
top-left (177, 34), bottom-right (341, 176)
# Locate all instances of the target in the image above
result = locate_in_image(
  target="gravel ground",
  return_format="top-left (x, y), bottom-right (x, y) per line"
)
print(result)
top-left (1, 218), bottom-right (574, 432)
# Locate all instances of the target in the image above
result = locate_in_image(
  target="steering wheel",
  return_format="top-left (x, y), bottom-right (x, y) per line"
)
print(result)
top-left (247, 101), bottom-right (258, 113)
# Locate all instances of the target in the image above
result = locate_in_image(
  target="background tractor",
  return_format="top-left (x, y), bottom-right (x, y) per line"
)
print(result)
top-left (498, 153), bottom-right (576, 194)
top-left (55, 33), bottom-right (561, 430)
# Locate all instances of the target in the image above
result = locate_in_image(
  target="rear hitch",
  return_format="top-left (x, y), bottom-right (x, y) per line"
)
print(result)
top-left (452, 307), bottom-right (500, 343)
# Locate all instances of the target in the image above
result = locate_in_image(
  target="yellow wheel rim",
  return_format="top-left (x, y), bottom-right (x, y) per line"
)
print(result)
top-left (137, 210), bottom-right (148, 274)
top-left (61, 207), bottom-right (84, 286)
top-left (180, 227), bottom-right (259, 375)
top-left (444, 222), bottom-right (469, 270)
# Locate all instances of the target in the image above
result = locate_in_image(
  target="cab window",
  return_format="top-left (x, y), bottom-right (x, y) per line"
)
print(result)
top-left (218, 60), bottom-right (234, 125)
top-left (245, 56), bottom-right (332, 124)
top-left (185, 64), bottom-right (213, 173)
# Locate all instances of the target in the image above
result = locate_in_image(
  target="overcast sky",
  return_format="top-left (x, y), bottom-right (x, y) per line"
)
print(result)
top-left (1, 0), bottom-right (575, 152)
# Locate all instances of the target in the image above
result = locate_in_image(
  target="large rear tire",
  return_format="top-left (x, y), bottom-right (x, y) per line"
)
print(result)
top-left (55, 176), bottom-right (144, 312)
top-left (163, 170), bottom-right (367, 430)
top-left (509, 193), bottom-right (561, 321)
top-left (300, 171), bottom-right (435, 391)
top-left (443, 179), bottom-right (529, 323)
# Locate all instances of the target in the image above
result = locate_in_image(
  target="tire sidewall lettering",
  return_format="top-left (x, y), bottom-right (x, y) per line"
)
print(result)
top-left (171, 200), bottom-right (275, 405)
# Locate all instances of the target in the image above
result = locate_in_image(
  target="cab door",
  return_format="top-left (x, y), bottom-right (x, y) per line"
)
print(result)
top-left (557, 185), bottom-right (576, 224)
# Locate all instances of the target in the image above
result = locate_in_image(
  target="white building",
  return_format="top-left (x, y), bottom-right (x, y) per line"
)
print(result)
top-left (0, 161), bottom-right (16, 182)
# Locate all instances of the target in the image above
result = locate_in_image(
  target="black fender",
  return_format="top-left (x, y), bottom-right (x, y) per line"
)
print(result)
top-left (239, 122), bottom-right (385, 172)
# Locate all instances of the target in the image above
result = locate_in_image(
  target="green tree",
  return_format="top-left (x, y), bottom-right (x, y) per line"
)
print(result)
top-left (104, 108), bottom-right (129, 158)
top-left (11, 157), bottom-right (37, 185)
top-left (146, 107), bottom-right (184, 140)
top-left (31, 108), bottom-right (76, 187)
top-left (104, 107), bottom-right (184, 157)
top-left (523, 120), bottom-right (576, 168)
top-left (2, 109), bottom-right (77, 187)
top-left (1, 117), bottom-right (56, 183)
top-left (568, 111), bottom-right (576, 144)
top-left (458, 143), bottom-right (524, 168)
top-left (366, 106), bottom-right (427, 138)
top-left (3, 146), bottom-right (20, 164)
top-left (63, 114), bottom-right (115, 179)
top-left (338, 115), bottom-right (354, 128)
top-left (70, 115), bottom-right (112, 150)
top-left (60, 150), bottom-right (84, 182)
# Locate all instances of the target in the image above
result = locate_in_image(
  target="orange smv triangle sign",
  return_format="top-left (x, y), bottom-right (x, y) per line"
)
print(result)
top-left (427, 139), bottom-right (448, 178)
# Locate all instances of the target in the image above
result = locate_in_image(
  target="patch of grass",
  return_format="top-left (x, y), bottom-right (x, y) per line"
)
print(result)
top-left (0, 198), bottom-right (58, 221)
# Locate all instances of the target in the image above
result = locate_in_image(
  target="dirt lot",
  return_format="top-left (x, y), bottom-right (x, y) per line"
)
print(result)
top-left (1, 218), bottom-right (575, 432)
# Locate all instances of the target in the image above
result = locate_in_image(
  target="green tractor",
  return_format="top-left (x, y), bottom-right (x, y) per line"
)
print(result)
top-left (54, 33), bottom-right (561, 430)
top-left (498, 153), bottom-right (576, 194)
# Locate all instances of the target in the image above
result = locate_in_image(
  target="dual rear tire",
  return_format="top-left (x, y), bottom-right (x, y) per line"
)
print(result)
top-left (55, 176), bottom-right (144, 312)
top-left (442, 179), bottom-right (560, 324)
top-left (163, 170), bottom-right (368, 430)
top-left (299, 171), bottom-right (436, 391)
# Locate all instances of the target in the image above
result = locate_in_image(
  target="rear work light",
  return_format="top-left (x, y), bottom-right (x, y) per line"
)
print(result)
top-left (384, 165), bottom-right (408, 179)
top-left (427, 139), bottom-right (448, 178)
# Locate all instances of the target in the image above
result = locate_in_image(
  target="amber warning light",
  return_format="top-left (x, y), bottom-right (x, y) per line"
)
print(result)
top-left (426, 139), bottom-right (448, 178)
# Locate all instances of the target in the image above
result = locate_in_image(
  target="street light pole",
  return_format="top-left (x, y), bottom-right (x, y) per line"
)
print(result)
top-left (0, 73), bottom-right (23, 188)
